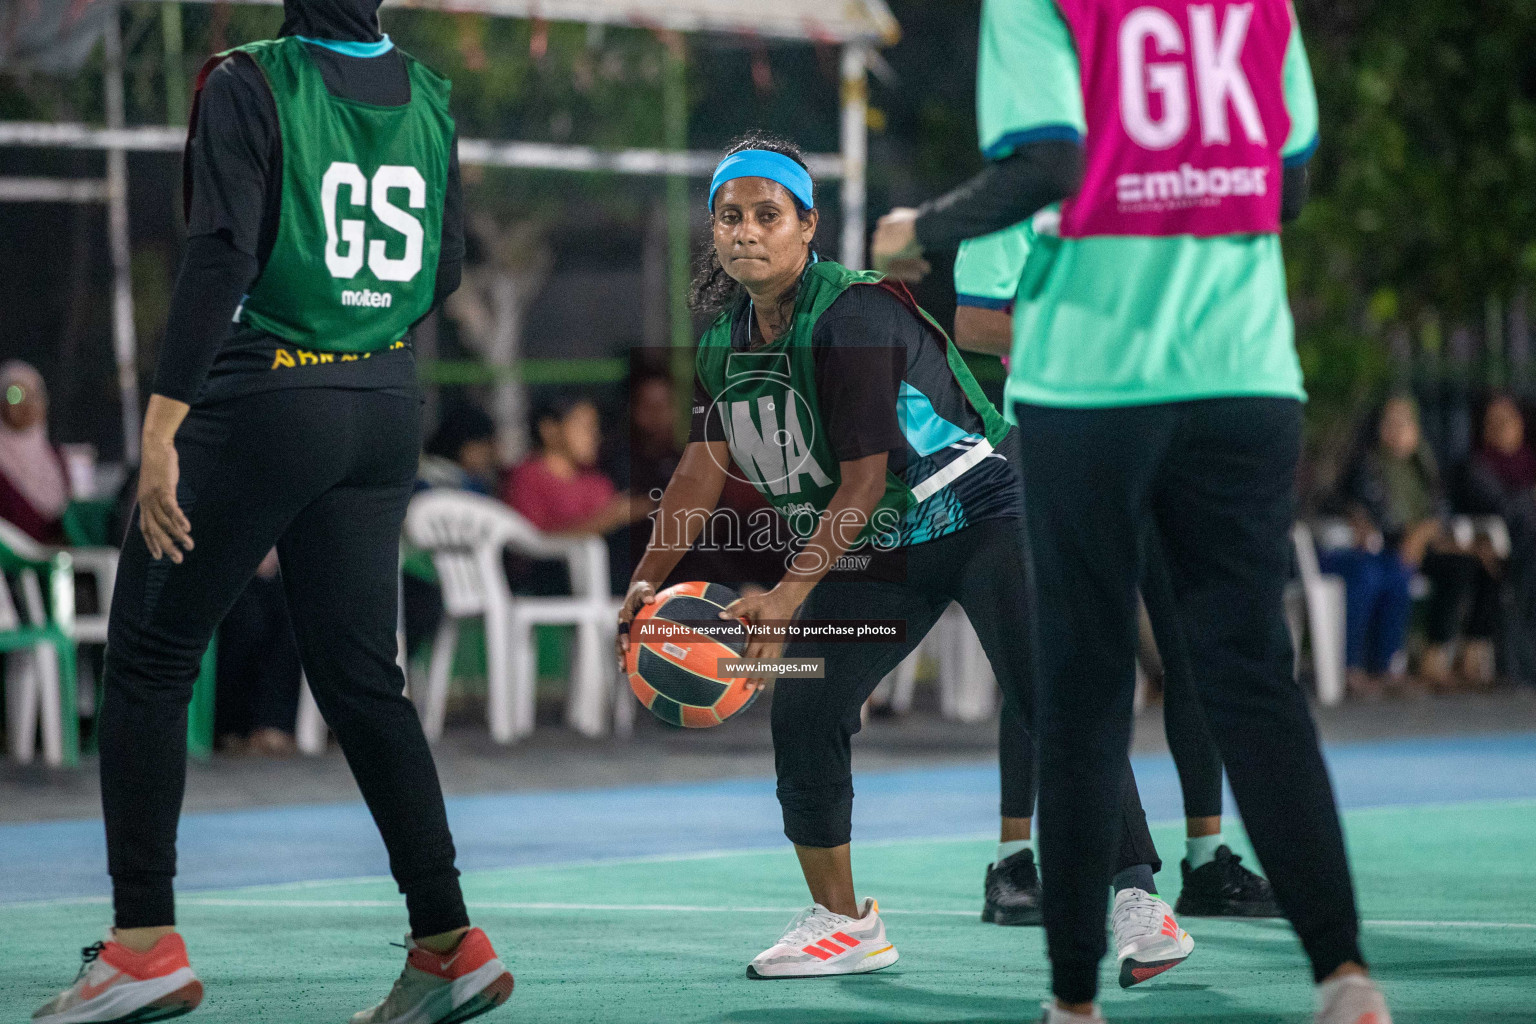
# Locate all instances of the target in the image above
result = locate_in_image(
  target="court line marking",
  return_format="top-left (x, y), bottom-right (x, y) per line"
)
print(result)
top-left (9, 798), bottom-right (1536, 910)
top-left (12, 895), bottom-right (1533, 931)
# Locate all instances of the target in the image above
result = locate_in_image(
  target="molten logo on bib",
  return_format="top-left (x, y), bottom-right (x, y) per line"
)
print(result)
top-left (1055, 0), bottom-right (1295, 238)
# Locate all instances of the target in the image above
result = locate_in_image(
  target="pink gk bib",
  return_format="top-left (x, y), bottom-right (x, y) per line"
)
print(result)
top-left (1055, 0), bottom-right (1294, 238)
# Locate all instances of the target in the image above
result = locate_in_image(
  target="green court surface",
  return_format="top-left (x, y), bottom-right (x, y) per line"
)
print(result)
top-left (5, 800), bottom-right (1533, 1023)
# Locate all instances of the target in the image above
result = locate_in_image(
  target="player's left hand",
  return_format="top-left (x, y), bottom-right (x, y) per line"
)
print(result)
top-left (872, 208), bottom-right (924, 274)
top-left (721, 583), bottom-right (810, 691)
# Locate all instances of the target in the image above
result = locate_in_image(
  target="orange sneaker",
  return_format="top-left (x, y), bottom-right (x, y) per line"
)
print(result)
top-left (33, 933), bottom-right (202, 1023)
top-left (351, 927), bottom-right (513, 1024)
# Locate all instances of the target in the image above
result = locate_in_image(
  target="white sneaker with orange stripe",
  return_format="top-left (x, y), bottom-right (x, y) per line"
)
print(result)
top-left (32, 933), bottom-right (202, 1024)
top-left (351, 927), bottom-right (514, 1024)
top-left (747, 898), bottom-right (899, 979)
top-left (1111, 888), bottom-right (1194, 989)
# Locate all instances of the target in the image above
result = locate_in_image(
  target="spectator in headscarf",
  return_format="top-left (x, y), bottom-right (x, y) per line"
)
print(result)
top-left (0, 361), bottom-right (69, 544)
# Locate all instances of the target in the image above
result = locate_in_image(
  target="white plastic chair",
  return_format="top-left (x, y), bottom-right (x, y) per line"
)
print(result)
top-left (0, 518), bottom-right (73, 765)
top-left (1288, 521), bottom-right (1348, 706)
top-left (404, 490), bottom-right (623, 744)
top-left (873, 604), bottom-right (996, 723)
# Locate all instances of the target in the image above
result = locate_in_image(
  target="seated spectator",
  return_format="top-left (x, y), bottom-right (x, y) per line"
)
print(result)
top-left (1327, 396), bottom-right (1494, 696)
top-left (504, 396), bottom-right (649, 538)
top-left (419, 403), bottom-right (500, 495)
top-left (1457, 394), bottom-right (1536, 683)
top-left (215, 548), bottom-right (302, 756)
top-left (1462, 394), bottom-right (1536, 514)
top-left (0, 361), bottom-right (69, 544)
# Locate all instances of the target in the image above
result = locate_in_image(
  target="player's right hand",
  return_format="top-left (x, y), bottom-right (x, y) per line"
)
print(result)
top-left (615, 581), bottom-right (657, 672)
top-left (138, 438), bottom-right (193, 564)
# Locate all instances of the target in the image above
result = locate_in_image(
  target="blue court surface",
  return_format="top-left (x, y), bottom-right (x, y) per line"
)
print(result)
top-left (2, 732), bottom-right (1533, 902)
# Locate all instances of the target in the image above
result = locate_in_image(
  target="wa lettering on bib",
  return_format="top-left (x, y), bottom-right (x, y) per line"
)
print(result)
top-left (1055, 0), bottom-right (1293, 237)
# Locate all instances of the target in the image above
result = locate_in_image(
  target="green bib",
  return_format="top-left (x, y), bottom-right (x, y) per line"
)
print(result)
top-left (231, 38), bottom-right (453, 353)
top-left (695, 260), bottom-right (1008, 546)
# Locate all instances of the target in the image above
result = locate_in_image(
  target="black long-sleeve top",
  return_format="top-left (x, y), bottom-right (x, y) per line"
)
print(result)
top-left (153, 40), bottom-right (464, 405)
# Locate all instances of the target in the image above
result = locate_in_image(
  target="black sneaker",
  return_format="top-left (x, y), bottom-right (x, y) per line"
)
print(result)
top-left (1173, 845), bottom-right (1281, 917)
top-left (982, 848), bottom-right (1043, 926)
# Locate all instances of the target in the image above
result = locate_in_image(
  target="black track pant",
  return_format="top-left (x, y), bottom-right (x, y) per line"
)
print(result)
top-left (1141, 528), bottom-right (1226, 820)
top-left (996, 524), bottom-right (1227, 824)
top-left (1015, 397), bottom-right (1362, 1004)
top-left (774, 516), bottom-right (1160, 877)
top-left (101, 387), bottom-right (469, 937)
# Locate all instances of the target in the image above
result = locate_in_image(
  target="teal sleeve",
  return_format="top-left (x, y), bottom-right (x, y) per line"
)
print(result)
top-left (954, 223), bottom-right (1033, 308)
top-left (977, 0), bottom-right (1086, 161)
top-left (1281, 9), bottom-right (1319, 163)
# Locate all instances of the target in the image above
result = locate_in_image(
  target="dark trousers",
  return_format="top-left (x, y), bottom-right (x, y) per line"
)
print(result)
top-left (1141, 528), bottom-right (1226, 819)
top-left (1014, 397), bottom-right (1362, 1004)
top-left (1421, 550), bottom-right (1499, 644)
top-left (101, 387), bottom-right (468, 937)
top-left (214, 573), bottom-right (302, 738)
top-left (774, 517), bottom-right (1160, 875)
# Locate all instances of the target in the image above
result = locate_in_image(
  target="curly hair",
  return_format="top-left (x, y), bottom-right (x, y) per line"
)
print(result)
top-left (688, 132), bottom-right (817, 321)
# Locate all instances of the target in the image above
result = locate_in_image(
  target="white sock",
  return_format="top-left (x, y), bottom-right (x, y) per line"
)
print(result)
top-left (1041, 1001), bottom-right (1104, 1023)
top-left (995, 839), bottom-right (1032, 864)
top-left (1186, 833), bottom-right (1223, 869)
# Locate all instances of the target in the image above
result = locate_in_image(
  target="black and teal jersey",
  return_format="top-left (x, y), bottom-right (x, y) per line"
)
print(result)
top-left (691, 263), bottom-right (1021, 550)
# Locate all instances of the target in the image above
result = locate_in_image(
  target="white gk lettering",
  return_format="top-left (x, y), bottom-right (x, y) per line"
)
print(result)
top-left (1119, 4), bottom-right (1266, 151)
top-left (321, 160), bottom-right (426, 286)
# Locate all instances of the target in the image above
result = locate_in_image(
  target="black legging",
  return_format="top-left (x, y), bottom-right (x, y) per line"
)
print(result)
top-left (773, 516), bottom-right (1161, 876)
top-left (101, 386), bottom-right (469, 937)
top-left (1141, 527), bottom-right (1225, 820)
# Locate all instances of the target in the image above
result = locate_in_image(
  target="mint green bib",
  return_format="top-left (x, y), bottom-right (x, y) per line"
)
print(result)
top-left (232, 38), bottom-right (453, 353)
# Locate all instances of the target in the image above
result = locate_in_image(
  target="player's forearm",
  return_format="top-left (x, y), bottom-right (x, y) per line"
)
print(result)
top-left (151, 233), bottom-right (258, 404)
top-left (953, 306), bottom-right (1014, 357)
top-left (630, 444), bottom-right (728, 587)
top-left (778, 454), bottom-right (888, 595)
top-left (142, 394), bottom-right (191, 448)
top-left (914, 141), bottom-right (1084, 254)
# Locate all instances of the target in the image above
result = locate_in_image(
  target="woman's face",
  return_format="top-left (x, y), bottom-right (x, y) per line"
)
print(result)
top-left (711, 177), bottom-right (818, 296)
top-left (543, 402), bottom-right (601, 468)
top-left (1379, 398), bottom-right (1421, 459)
top-left (2, 371), bottom-right (45, 432)
top-left (1485, 398), bottom-right (1525, 455)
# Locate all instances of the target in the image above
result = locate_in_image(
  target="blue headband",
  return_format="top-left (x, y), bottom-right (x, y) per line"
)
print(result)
top-left (708, 150), bottom-right (814, 212)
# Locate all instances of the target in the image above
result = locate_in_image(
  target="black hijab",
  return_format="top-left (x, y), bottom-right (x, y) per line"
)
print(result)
top-left (279, 0), bottom-right (383, 41)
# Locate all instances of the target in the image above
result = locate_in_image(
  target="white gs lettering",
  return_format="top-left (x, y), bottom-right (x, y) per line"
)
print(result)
top-left (368, 165), bottom-right (426, 283)
top-left (321, 161), bottom-right (368, 278)
top-left (321, 161), bottom-right (426, 283)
